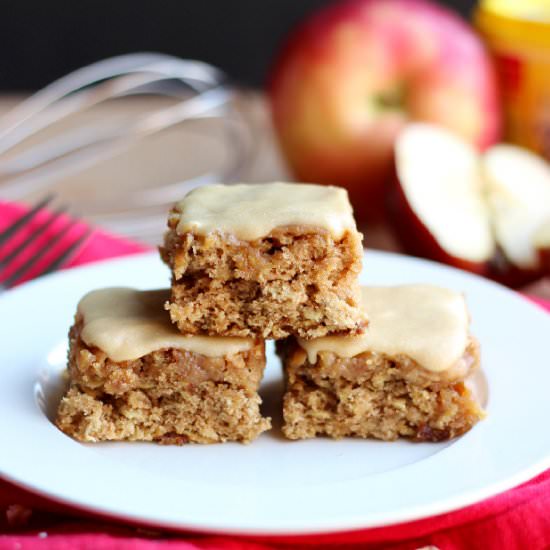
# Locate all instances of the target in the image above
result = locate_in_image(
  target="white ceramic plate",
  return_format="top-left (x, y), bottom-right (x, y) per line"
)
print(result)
top-left (1, 251), bottom-right (549, 536)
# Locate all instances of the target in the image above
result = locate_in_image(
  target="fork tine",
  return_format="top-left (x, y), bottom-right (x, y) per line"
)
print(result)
top-left (0, 219), bottom-right (91, 288)
top-left (0, 194), bottom-right (54, 245)
top-left (40, 227), bottom-right (93, 277)
top-left (0, 204), bottom-right (68, 268)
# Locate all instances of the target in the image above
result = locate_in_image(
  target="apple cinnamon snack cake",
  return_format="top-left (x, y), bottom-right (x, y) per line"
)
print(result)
top-left (160, 182), bottom-right (366, 339)
top-left (280, 285), bottom-right (485, 442)
top-left (56, 288), bottom-right (271, 444)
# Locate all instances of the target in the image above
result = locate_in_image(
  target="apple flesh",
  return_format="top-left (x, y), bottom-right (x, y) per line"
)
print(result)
top-left (269, 0), bottom-right (500, 221)
top-left (534, 219), bottom-right (550, 274)
top-left (389, 123), bottom-right (495, 274)
top-left (390, 126), bottom-right (550, 285)
top-left (482, 145), bottom-right (550, 279)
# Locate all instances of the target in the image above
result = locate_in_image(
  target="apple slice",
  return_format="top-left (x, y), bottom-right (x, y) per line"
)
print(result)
top-left (482, 145), bottom-right (550, 275)
top-left (389, 123), bottom-right (495, 274)
top-left (534, 219), bottom-right (550, 274)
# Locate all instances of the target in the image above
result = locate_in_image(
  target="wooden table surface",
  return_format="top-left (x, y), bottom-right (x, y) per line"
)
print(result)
top-left (0, 92), bottom-right (548, 298)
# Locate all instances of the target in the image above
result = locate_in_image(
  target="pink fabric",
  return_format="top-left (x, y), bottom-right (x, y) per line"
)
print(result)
top-left (1, 201), bottom-right (550, 549)
top-left (0, 201), bottom-right (148, 284)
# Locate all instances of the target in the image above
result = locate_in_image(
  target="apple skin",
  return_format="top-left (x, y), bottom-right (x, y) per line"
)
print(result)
top-left (539, 247), bottom-right (550, 274)
top-left (535, 236), bottom-right (550, 278)
top-left (488, 259), bottom-right (545, 288)
top-left (269, 0), bottom-right (501, 221)
top-left (386, 169), bottom-right (492, 276)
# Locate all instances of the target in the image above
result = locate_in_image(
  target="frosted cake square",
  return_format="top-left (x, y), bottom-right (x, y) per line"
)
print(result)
top-left (280, 285), bottom-right (485, 441)
top-left (161, 182), bottom-right (366, 339)
top-left (56, 288), bottom-right (270, 444)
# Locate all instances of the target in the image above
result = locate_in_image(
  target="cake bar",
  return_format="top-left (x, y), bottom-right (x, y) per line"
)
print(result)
top-left (161, 182), bottom-right (367, 339)
top-left (280, 285), bottom-right (485, 441)
top-left (56, 288), bottom-right (271, 444)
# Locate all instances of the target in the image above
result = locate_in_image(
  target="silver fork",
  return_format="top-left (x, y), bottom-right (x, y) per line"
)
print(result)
top-left (0, 196), bottom-right (92, 291)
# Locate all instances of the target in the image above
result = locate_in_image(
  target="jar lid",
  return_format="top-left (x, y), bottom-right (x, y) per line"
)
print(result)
top-left (481, 0), bottom-right (550, 21)
top-left (475, 0), bottom-right (550, 49)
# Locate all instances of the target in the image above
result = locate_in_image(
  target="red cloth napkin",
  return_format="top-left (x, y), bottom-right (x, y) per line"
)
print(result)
top-left (0, 201), bottom-right (149, 285)
top-left (1, 201), bottom-right (550, 550)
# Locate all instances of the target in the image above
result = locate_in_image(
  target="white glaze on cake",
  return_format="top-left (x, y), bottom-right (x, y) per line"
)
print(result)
top-left (173, 182), bottom-right (356, 240)
top-left (297, 285), bottom-right (470, 372)
top-left (78, 288), bottom-right (254, 361)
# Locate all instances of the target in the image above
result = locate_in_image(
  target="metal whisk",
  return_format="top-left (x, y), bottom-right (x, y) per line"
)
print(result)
top-left (0, 53), bottom-right (252, 243)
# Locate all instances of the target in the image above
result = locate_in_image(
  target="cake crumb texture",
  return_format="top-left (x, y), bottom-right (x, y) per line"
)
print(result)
top-left (280, 339), bottom-right (484, 441)
top-left (57, 383), bottom-right (269, 444)
top-left (56, 319), bottom-right (270, 444)
top-left (161, 224), bottom-right (366, 339)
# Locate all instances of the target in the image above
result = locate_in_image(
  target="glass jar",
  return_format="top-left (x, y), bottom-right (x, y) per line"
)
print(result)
top-left (475, 0), bottom-right (550, 158)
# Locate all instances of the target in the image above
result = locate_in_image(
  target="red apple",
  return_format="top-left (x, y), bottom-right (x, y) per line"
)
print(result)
top-left (388, 123), bottom-right (495, 274)
top-left (269, 0), bottom-right (500, 221)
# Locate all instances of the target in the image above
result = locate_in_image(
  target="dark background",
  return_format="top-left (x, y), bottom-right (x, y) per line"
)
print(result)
top-left (0, 0), bottom-right (475, 91)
